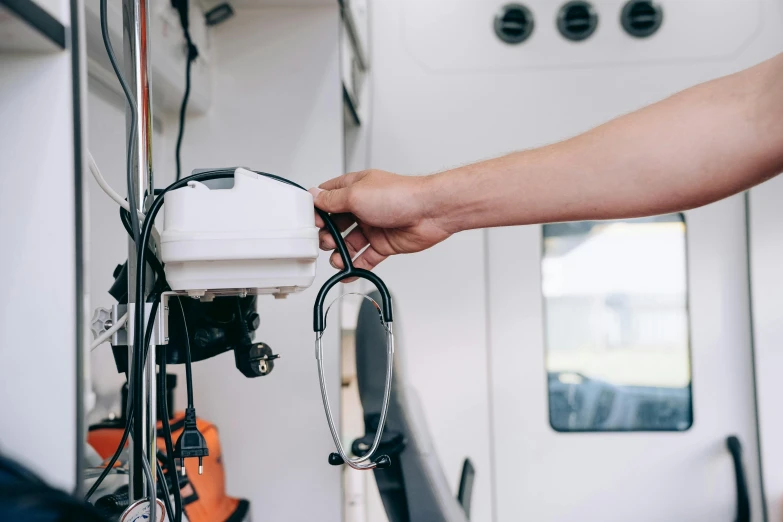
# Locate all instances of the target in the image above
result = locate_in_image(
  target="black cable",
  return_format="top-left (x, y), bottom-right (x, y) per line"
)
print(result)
top-left (85, 298), bottom-right (160, 501)
top-left (175, 55), bottom-right (195, 182)
top-left (159, 345), bottom-right (183, 522)
top-left (119, 207), bottom-right (168, 287)
top-left (174, 0), bottom-right (198, 181)
top-left (176, 297), bottom-right (195, 409)
top-left (100, 0), bottom-right (147, 494)
top-left (99, 0), bottom-right (140, 246)
top-left (156, 460), bottom-right (174, 521)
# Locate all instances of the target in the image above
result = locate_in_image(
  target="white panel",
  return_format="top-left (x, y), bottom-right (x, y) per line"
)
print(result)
top-left (749, 178), bottom-right (783, 522)
top-left (176, 7), bottom-right (345, 521)
top-left (402, 0), bottom-right (764, 72)
top-left (488, 197), bottom-right (762, 521)
top-left (0, 52), bottom-right (77, 490)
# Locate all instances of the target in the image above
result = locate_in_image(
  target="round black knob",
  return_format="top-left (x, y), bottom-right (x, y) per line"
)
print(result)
top-left (328, 453), bottom-right (344, 466)
top-left (373, 455), bottom-right (391, 469)
top-left (246, 312), bottom-right (260, 332)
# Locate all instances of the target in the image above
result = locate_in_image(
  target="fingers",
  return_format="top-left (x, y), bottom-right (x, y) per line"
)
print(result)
top-left (310, 171), bottom-right (371, 214)
top-left (327, 226), bottom-right (365, 267)
top-left (329, 241), bottom-right (388, 272)
top-left (352, 245), bottom-right (388, 271)
top-left (313, 187), bottom-right (353, 214)
top-left (318, 214), bottom-right (359, 250)
top-left (318, 171), bottom-right (368, 191)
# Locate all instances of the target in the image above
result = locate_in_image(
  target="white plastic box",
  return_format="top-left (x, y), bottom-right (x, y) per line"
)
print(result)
top-left (160, 168), bottom-right (319, 296)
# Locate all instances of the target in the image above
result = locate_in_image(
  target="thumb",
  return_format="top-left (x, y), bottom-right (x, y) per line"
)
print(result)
top-left (312, 187), bottom-right (352, 214)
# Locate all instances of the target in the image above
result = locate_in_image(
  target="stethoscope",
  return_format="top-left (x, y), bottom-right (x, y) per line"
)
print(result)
top-left (313, 209), bottom-right (395, 470)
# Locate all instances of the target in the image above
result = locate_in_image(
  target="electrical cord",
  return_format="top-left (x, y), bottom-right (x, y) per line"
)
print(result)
top-left (99, 0), bottom-right (141, 246)
top-left (176, 297), bottom-right (194, 409)
top-left (159, 345), bottom-right (183, 522)
top-left (119, 207), bottom-right (168, 288)
top-left (171, 294), bottom-right (209, 475)
top-left (174, 0), bottom-right (198, 181)
top-left (156, 460), bottom-right (174, 521)
top-left (99, 0), bottom-right (148, 490)
top-left (140, 454), bottom-right (156, 522)
top-left (175, 55), bottom-right (195, 182)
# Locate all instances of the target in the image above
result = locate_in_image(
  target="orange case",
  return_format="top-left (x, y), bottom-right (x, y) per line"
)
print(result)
top-left (88, 412), bottom-right (249, 522)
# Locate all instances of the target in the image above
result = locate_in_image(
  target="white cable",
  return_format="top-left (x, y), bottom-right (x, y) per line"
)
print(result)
top-left (91, 312), bottom-right (128, 351)
top-left (88, 151), bottom-right (144, 219)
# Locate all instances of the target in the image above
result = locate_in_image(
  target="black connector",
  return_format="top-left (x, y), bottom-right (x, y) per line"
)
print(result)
top-left (173, 407), bottom-right (208, 476)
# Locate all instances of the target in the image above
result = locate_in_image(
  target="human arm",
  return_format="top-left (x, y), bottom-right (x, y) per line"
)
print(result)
top-left (314, 53), bottom-right (783, 271)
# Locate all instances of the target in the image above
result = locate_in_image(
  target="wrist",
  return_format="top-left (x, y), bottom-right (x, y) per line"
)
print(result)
top-left (418, 168), bottom-right (475, 235)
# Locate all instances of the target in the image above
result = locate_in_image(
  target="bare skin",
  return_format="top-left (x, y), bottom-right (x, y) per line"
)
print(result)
top-left (311, 53), bottom-right (783, 272)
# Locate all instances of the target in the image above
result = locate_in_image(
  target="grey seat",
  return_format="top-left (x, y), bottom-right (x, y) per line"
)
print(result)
top-left (354, 292), bottom-right (473, 522)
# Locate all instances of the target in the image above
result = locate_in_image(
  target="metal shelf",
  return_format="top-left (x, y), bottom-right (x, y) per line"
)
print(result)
top-left (0, 0), bottom-right (66, 52)
top-left (343, 83), bottom-right (361, 126)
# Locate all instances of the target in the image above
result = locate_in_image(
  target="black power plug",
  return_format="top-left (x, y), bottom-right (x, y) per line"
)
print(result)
top-left (174, 407), bottom-right (209, 475)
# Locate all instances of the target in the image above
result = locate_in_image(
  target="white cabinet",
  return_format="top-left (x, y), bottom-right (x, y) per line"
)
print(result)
top-left (0, 0), bottom-right (84, 492)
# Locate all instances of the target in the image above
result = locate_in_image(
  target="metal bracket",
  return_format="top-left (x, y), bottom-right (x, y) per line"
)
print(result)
top-left (89, 302), bottom-right (168, 347)
top-left (115, 301), bottom-right (168, 346)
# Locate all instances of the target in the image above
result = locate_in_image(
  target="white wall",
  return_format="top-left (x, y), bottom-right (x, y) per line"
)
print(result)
top-left (177, 7), bottom-right (345, 521)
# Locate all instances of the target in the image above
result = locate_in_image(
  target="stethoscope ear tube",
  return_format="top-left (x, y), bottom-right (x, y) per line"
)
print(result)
top-left (313, 268), bottom-right (393, 332)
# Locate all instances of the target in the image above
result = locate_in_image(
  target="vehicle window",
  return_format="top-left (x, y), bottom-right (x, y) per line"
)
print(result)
top-left (542, 214), bottom-right (692, 432)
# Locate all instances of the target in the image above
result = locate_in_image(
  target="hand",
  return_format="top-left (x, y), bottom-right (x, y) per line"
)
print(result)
top-left (310, 170), bottom-right (452, 271)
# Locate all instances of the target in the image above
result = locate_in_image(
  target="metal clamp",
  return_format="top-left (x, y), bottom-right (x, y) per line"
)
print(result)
top-left (90, 301), bottom-right (168, 347)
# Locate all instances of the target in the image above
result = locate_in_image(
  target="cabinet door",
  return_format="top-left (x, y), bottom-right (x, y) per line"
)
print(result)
top-left (487, 195), bottom-right (762, 521)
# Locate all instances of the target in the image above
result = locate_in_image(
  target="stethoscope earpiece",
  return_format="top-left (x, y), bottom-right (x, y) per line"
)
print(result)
top-left (328, 452), bottom-right (392, 469)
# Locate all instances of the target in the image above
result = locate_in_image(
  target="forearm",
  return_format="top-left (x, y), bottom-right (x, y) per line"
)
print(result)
top-left (426, 54), bottom-right (783, 233)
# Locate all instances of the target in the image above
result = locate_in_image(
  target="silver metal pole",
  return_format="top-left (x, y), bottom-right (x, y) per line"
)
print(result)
top-left (123, 0), bottom-right (156, 503)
